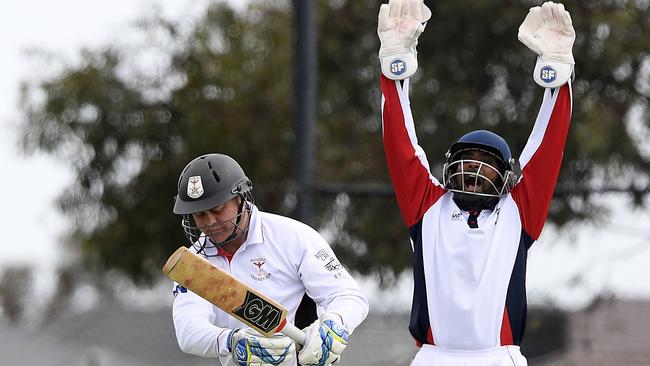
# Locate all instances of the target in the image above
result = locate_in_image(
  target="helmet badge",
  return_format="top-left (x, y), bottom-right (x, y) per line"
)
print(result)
top-left (187, 176), bottom-right (205, 199)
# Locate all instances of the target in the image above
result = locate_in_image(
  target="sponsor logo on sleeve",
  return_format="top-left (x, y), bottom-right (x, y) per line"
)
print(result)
top-left (314, 249), bottom-right (330, 261)
top-left (324, 260), bottom-right (342, 272)
top-left (314, 249), bottom-right (343, 278)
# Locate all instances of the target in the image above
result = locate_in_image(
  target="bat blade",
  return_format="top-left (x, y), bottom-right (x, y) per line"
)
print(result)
top-left (163, 246), bottom-right (305, 343)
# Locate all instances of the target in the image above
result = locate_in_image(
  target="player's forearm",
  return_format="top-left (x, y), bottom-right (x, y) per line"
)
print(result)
top-left (173, 314), bottom-right (224, 357)
top-left (172, 293), bottom-right (225, 357)
top-left (381, 75), bottom-right (444, 226)
top-left (381, 75), bottom-right (421, 174)
top-left (519, 82), bottom-right (573, 168)
top-left (513, 82), bottom-right (573, 238)
top-left (321, 293), bottom-right (369, 334)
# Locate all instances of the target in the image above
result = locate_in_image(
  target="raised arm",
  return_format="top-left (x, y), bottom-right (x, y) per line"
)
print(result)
top-left (378, 0), bottom-right (445, 228)
top-left (511, 2), bottom-right (576, 241)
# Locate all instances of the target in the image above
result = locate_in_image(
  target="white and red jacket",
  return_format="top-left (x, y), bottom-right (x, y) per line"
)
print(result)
top-left (381, 75), bottom-right (572, 350)
top-left (171, 205), bottom-right (369, 365)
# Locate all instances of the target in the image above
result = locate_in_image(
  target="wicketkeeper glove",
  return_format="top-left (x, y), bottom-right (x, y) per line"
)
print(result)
top-left (518, 1), bottom-right (576, 88)
top-left (227, 328), bottom-right (296, 366)
top-left (378, 0), bottom-right (432, 80)
top-left (297, 313), bottom-right (349, 366)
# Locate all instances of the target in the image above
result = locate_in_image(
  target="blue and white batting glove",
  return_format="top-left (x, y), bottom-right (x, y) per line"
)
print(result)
top-left (227, 328), bottom-right (296, 366)
top-left (297, 314), bottom-right (349, 366)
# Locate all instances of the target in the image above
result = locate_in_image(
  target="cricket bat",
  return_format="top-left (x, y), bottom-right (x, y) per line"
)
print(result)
top-left (163, 246), bottom-right (306, 344)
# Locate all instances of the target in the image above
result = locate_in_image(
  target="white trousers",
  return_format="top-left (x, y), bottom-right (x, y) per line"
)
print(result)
top-left (410, 345), bottom-right (528, 366)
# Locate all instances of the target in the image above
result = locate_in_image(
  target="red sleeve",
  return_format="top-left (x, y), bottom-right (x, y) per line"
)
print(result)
top-left (381, 75), bottom-right (446, 227)
top-left (511, 83), bottom-right (573, 240)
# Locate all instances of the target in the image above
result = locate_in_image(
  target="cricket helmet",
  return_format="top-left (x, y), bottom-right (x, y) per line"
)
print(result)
top-left (174, 153), bottom-right (253, 215)
top-left (442, 130), bottom-right (521, 207)
top-left (173, 153), bottom-right (254, 255)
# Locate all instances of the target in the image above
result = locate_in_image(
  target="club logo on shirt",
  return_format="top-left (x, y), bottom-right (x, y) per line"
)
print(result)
top-left (187, 175), bottom-right (204, 199)
top-left (250, 257), bottom-right (271, 281)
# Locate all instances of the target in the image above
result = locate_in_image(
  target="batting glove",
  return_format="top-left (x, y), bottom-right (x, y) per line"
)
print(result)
top-left (297, 314), bottom-right (349, 366)
top-left (227, 328), bottom-right (296, 366)
top-left (518, 1), bottom-right (576, 88)
top-left (378, 0), bottom-right (431, 80)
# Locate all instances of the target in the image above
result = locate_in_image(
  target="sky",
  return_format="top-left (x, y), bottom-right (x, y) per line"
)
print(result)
top-left (1, 1), bottom-right (649, 315)
top-left (0, 0), bottom-right (214, 315)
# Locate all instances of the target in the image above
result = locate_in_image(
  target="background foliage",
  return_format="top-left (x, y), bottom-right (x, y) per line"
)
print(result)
top-left (19, 0), bottom-right (650, 284)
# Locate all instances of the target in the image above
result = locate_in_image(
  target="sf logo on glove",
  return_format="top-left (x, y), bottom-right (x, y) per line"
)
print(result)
top-left (390, 59), bottom-right (406, 76)
top-left (540, 66), bottom-right (557, 83)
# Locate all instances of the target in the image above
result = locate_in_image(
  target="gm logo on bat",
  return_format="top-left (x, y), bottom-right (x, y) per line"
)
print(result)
top-left (233, 291), bottom-right (282, 332)
top-left (391, 59), bottom-right (406, 75)
top-left (540, 66), bottom-right (557, 83)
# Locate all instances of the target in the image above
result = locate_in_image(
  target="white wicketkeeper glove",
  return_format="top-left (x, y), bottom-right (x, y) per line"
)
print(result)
top-left (518, 1), bottom-right (576, 88)
top-left (297, 313), bottom-right (349, 366)
top-left (377, 0), bottom-right (432, 80)
top-left (227, 328), bottom-right (296, 366)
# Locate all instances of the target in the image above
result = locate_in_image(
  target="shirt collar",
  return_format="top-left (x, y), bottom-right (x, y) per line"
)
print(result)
top-left (243, 204), bottom-right (263, 247)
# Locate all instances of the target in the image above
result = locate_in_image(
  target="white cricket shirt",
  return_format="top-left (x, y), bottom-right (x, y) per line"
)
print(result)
top-left (171, 205), bottom-right (369, 365)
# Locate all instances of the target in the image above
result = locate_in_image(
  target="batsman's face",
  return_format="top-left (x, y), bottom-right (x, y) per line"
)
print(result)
top-left (453, 150), bottom-right (502, 194)
top-left (192, 197), bottom-right (243, 243)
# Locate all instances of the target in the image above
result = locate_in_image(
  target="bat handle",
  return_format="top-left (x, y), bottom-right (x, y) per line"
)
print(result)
top-left (280, 322), bottom-right (306, 345)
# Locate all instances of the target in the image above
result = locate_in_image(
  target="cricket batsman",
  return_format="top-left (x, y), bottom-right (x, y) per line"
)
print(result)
top-left (378, 0), bottom-right (575, 364)
top-left (170, 154), bottom-right (368, 366)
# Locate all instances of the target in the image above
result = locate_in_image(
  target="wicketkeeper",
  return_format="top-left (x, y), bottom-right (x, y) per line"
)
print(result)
top-left (378, 1), bottom-right (575, 365)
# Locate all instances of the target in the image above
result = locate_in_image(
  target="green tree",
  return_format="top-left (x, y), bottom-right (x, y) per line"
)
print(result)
top-left (19, 0), bottom-right (650, 284)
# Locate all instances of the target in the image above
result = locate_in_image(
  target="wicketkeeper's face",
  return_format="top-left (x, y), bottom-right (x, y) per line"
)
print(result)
top-left (453, 150), bottom-right (503, 195)
top-left (192, 197), bottom-right (243, 244)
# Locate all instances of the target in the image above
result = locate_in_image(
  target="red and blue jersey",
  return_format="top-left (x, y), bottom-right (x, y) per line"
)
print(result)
top-left (380, 75), bottom-right (572, 350)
